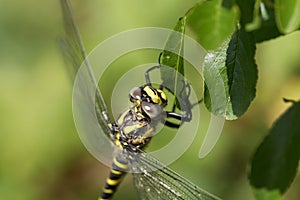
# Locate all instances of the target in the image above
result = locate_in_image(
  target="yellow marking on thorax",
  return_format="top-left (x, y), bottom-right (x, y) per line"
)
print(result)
top-left (114, 133), bottom-right (123, 148)
top-left (142, 127), bottom-right (154, 138)
top-left (137, 112), bottom-right (145, 118)
top-left (131, 127), bottom-right (154, 145)
top-left (123, 122), bottom-right (145, 134)
top-left (116, 110), bottom-right (129, 125)
top-left (114, 140), bottom-right (122, 148)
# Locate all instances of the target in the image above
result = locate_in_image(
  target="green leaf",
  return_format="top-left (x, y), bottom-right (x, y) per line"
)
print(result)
top-left (236, 0), bottom-right (255, 26)
top-left (203, 39), bottom-right (230, 118)
top-left (186, 0), bottom-right (239, 50)
top-left (160, 17), bottom-right (185, 91)
top-left (226, 29), bottom-right (258, 117)
top-left (203, 29), bottom-right (258, 120)
top-left (249, 101), bottom-right (300, 195)
top-left (251, 3), bottom-right (283, 43)
top-left (221, 0), bottom-right (235, 9)
top-left (160, 17), bottom-right (188, 110)
top-left (244, 0), bottom-right (263, 31)
top-left (252, 188), bottom-right (281, 200)
top-left (275, 0), bottom-right (300, 33)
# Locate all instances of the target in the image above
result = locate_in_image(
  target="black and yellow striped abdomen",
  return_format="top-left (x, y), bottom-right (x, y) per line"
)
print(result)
top-left (99, 155), bottom-right (129, 200)
top-left (100, 106), bottom-right (155, 199)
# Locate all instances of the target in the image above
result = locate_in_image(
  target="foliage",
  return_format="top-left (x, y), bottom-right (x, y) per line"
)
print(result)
top-left (163, 0), bottom-right (300, 199)
top-left (250, 100), bottom-right (300, 200)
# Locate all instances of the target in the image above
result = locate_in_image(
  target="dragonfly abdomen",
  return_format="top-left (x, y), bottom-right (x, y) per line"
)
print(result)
top-left (99, 156), bottom-right (129, 200)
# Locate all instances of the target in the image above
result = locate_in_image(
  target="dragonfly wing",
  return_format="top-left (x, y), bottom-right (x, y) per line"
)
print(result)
top-left (59, 0), bottom-right (112, 137)
top-left (127, 149), bottom-right (221, 200)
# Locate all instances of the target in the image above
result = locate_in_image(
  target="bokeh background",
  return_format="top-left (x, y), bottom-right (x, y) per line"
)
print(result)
top-left (0, 0), bottom-right (299, 199)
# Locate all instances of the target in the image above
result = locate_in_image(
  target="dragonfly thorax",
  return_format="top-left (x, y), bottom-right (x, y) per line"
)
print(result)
top-left (113, 107), bottom-right (157, 149)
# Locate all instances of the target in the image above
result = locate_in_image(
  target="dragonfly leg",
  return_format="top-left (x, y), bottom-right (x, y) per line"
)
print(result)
top-left (162, 111), bottom-right (191, 129)
top-left (144, 65), bottom-right (161, 86)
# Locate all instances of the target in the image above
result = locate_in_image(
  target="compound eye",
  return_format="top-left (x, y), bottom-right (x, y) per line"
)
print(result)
top-left (141, 101), bottom-right (163, 118)
top-left (129, 87), bottom-right (142, 101)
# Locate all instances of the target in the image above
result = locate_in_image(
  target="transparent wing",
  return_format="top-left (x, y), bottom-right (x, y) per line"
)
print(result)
top-left (59, 0), bottom-right (112, 136)
top-left (126, 148), bottom-right (221, 200)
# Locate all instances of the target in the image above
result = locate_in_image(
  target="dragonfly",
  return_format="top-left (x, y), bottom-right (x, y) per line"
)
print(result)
top-left (60, 0), bottom-right (222, 199)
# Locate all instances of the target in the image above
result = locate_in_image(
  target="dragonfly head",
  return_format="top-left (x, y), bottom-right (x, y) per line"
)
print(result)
top-left (129, 85), bottom-right (167, 107)
top-left (129, 85), bottom-right (167, 119)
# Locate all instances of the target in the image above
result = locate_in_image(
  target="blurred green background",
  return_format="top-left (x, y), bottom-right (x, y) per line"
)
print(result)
top-left (0, 0), bottom-right (299, 199)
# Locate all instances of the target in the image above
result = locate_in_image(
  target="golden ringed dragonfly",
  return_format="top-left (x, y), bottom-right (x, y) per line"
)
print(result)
top-left (60, 0), bottom-right (221, 199)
